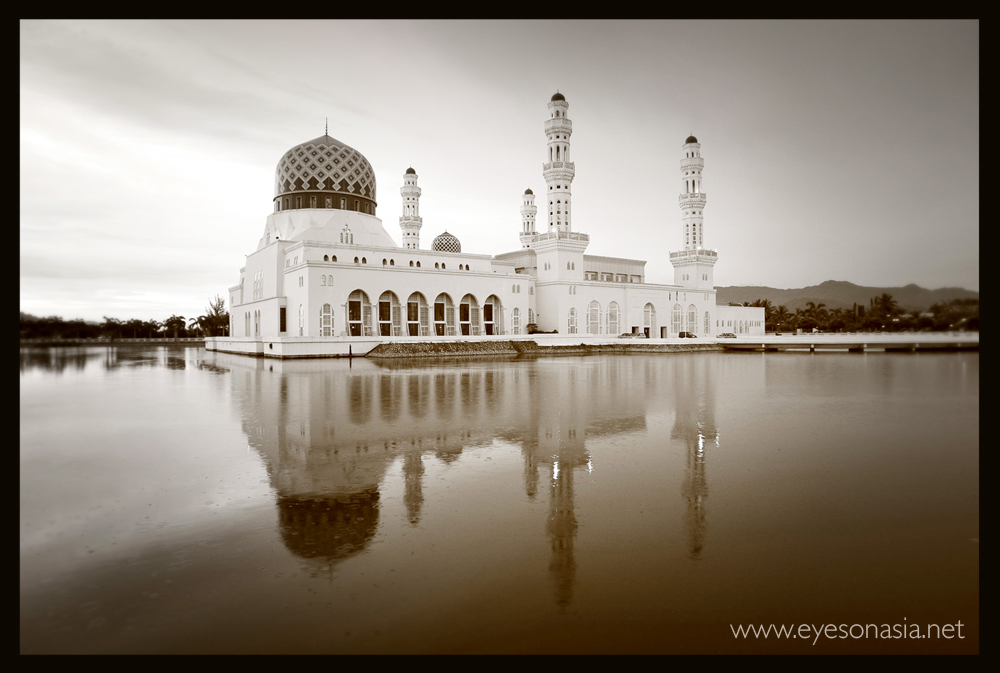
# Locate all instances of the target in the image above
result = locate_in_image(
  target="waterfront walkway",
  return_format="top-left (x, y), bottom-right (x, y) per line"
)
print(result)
top-left (718, 332), bottom-right (978, 352)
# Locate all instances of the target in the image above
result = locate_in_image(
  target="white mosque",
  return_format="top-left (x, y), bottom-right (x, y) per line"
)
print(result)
top-left (208, 93), bottom-right (763, 358)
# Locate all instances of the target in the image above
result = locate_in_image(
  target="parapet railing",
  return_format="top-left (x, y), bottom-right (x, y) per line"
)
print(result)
top-left (533, 231), bottom-right (589, 242)
top-left (669, 249), bottom-right (717, 258)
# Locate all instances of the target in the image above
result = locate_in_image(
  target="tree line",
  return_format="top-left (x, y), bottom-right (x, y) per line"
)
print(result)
top-left (20, 296), bottom-right (230, 340)
top-left (733, 294), bottom-right (979, 333)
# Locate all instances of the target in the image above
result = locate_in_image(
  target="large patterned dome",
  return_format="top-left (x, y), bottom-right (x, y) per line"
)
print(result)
top-left (274, 134), bottom-right (376, 209)
top-left (431, 231), bottom-right (461, 253)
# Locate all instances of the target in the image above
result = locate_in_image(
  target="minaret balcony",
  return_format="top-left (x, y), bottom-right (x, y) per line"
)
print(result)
top-left (534, 231), bottom-right (589, 243)
top-left (679, 192), bottom-right (707, 204)
top-left (680, 157), bottom-right (704, 169)
top-left (543, 161), bottom-right (575, 171)
top-left (399, 216), bottom-right (423, 224)
top-left (544, 118), bottom-right (572, 134)
top-left (670, 248), bottom-right (717, 259)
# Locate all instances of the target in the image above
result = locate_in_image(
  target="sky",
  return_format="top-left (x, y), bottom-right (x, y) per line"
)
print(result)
top-left (20, 20), bottom-right (979, 323)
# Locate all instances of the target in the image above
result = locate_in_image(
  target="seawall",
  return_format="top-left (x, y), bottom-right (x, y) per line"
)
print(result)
top-left (366, 340), bottom-right (722, 358)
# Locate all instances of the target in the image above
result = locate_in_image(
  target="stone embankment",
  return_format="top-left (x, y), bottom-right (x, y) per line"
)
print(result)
top-left (366, 340), bottom-right (722, 358)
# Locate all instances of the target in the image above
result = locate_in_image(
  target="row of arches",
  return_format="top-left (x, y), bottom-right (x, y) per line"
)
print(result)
top-left (719, 319), bottom-right (756, 334)
top-left (337, 290), bottom-right (506, 337)
top-left (565, 301), bottom-right (712, 336)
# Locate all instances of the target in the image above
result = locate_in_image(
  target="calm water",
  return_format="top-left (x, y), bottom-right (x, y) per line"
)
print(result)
top-left (20, 346), bottom-right (978, 653)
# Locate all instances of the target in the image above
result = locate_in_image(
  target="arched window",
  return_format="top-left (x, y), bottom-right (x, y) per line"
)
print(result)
top-left (512, 307), bottom-right (521, 335)
top-left (383, 259), bottom-right (387, 266)
top-left (588, 300), bottom-right (601, 335)
top-left (483, 295), bottom-right (502, 335)
top-left (321, 303), bottom-right (333, 336)
top-left (416, 261), bottom-right (421, 268)
top-left (354, 257), bottom-right (359, 264)
top-left (608, 301), bottom-right (620, 335)
top-left (361, 257), bottom-right (366, 264)
top-left (568, 307), bottom-right (578, 334)
top-left (442, 263), bottom-right (446, 269)
top-left (704, 311), bottom-right (711, 335)
top-left (529, 287), bottom-right (534, 295)
top-left (672, 304), bottom-right (683, 334)
top-left (435, 262), bottom-right (440, 269)
top-left (410, 261), bottom-right (414, 267)
top-left (390, 259), bottom-right (394, 266)
top-left (378, 291), bottom-right (402, 337)
top-left (529, 308), bottom-right (535, 324)
top-left (433, 293), bottom-right (455, 336)
top-left (687, 304), bottom-right (698, 334)
top-left (323, 254), bottom-right (329, 261)
top-left (348, 290), bottom-right (372, 337)
top-left (459, 294), bottom-right (480, 335)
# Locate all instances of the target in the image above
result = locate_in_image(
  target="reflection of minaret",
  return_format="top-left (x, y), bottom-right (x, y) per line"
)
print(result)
top-left (402, 452), bottom-right (424, 525)
top-left (670, 357), bottom-right (718, 560)
top-left (531, 366), bottom-right (593, 608)
top-left (548, 446), bottom-right (581, 608)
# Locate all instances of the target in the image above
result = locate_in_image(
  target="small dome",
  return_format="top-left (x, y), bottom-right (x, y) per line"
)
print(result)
top-left (524, 188), bottom-right (533, 195)
top-left (685, 135), bottom-right (699, 144)
top-left (405, 167), bottom-right (416, 174)
top-left (431, 231), bottom-right (461, 254)
top-left (551, 92), bottom-right (565, 102)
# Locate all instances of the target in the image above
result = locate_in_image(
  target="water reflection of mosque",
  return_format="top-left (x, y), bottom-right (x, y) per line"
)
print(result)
top-left (216, 352), bottom-right (718, 603)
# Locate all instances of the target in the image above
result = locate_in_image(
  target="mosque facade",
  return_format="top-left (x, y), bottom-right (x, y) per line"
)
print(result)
top-left (210, 93), bottom-right (763, 357)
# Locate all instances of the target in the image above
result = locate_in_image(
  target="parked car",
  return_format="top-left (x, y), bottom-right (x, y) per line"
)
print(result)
top-left (679, 332), bottom-right (698, 338)
top-left (717, 332), bottom-right (737, 338)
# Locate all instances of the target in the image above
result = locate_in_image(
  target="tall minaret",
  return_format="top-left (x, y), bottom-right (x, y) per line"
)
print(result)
top-left (543, 93), bottom-right (575, 234)
top-left (399, 167), bottom-right (422, 250)
top-left (519, 188), bottom-right (538, 248)
top-left (680, 136), bottom-right (706, 251)
top-left (671, 136), bottom-right (717, 290)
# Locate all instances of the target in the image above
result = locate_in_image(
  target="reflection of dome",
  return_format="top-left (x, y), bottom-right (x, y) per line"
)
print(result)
top-left (274, 134), bottom-right (376, 204)
top-left (551, 92), bottom-right (565, 102)
top-left (431, 231), bottom-right (461, 253)
top-left (405, 167), bottom-right (416, 174)
top-left (277, 489), bottom-right (379, 562)
top-left (524, 188), bottom-right (533, 195)
top-left (685, 135), bottom-right (698, 144)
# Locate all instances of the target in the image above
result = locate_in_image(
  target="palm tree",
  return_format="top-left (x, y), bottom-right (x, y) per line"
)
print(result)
top-left (102, 316), bottom-right (123, 340)
top-left (774, 305), bottom-right (792, 332)
top-left (875, 293), bottom-right (899, 319)
top-left (826, 308), bottom-right (847, 332)
top-left (750, 298), bottom-right (776, 330)
top-left (125, 318), bottom-right (143, 339)
top-left (164, 315), bottom-right (186, 340)
top-left (144, 319), bottom-right (163, 339)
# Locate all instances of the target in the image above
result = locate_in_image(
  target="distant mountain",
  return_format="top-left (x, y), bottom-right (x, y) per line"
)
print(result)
top-left (716, 281), bottom-right (979, 313)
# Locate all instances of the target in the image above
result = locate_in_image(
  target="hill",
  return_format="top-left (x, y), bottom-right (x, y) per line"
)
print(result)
top-left (716, 281), bottom-right (979, 313)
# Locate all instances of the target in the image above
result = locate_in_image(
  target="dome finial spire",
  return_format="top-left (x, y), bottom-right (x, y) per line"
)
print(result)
top-left (325, 118), bottom-right (328, 136)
